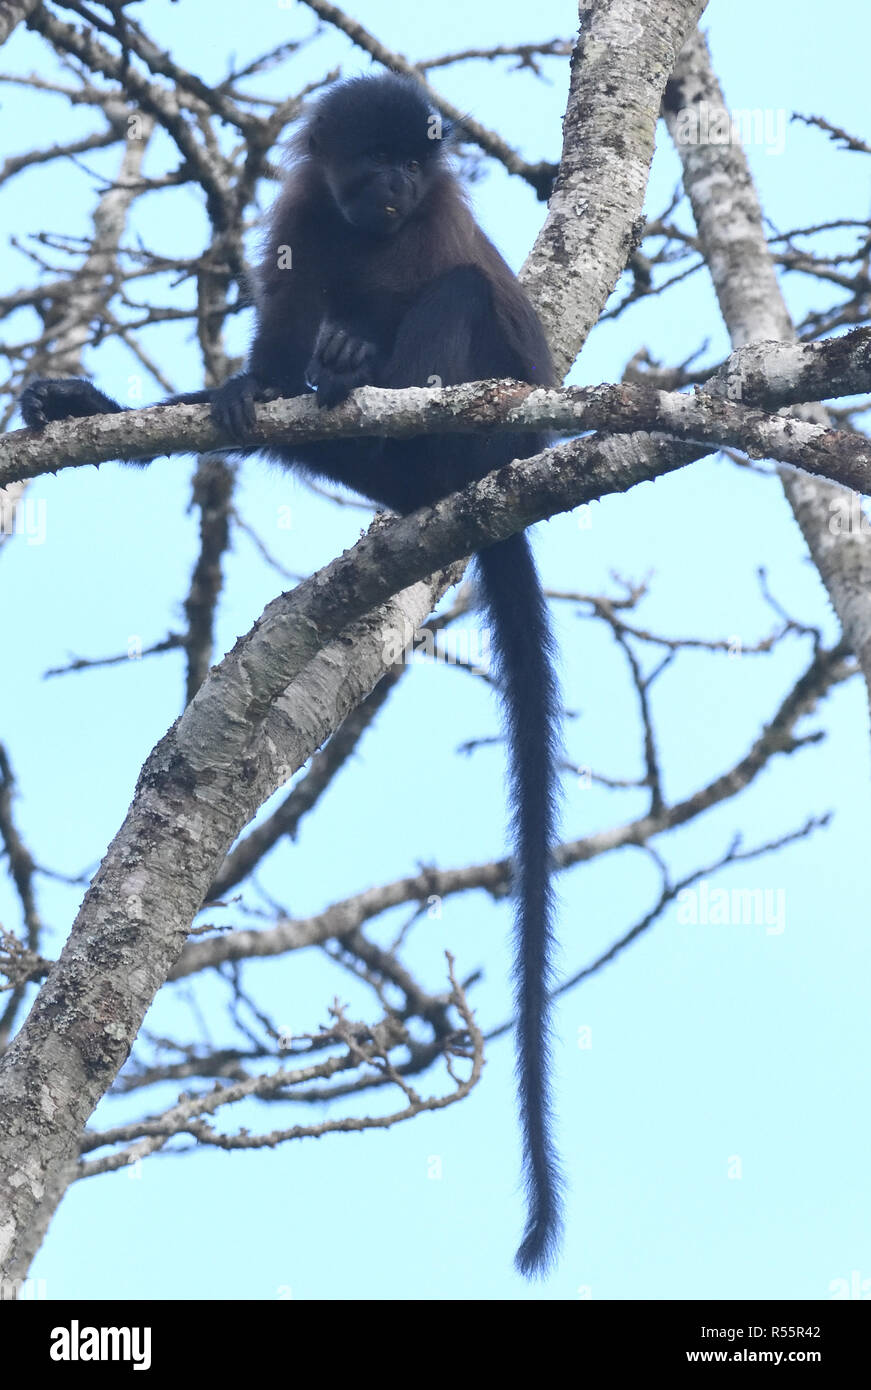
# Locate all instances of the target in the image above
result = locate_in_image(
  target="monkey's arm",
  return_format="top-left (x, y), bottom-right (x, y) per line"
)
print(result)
top-left (242, 266), bottom-right (506, 425)
top-left (212, 245), bottom-right (381, 432)
top-left (211, 321), bottom-right (376, 434)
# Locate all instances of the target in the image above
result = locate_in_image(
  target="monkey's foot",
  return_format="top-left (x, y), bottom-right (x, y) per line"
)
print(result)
top-left (20, 378), bottom-right (123, 429)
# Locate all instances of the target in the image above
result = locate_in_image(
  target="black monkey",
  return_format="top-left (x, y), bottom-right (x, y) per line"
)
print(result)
top-left (20, 73), bottom-right (564, 1277)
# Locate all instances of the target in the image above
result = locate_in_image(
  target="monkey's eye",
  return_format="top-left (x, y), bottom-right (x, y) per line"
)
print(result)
top-left (406, 159), bottom-right (421, 174)
top-left (372, 151), bottom-right (389, 165)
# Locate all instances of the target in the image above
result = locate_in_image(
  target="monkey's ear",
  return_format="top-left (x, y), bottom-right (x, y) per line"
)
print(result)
top-left (428, 115), bottom-right (456, 150)
top-left (308, 114), bottom-right (326, 158)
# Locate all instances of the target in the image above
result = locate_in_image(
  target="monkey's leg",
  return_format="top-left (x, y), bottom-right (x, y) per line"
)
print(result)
top-left (19, 378), bottom-right (124, 430)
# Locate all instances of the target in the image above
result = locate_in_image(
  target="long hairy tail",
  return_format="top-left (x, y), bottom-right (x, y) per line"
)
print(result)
top-left (474, 531), bottom-right (563, 1277)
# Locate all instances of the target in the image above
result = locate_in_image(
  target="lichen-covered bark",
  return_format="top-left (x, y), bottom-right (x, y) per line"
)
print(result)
top-left (3, 352), bottom-right (869, 1277)
top-left (523, 0), bottom-right (708, 374)
top-left (7, 331), bottom-right (871, 492)
top-left (0, 562), bottom-right (459, 1280)
top-left (663, 27), bottom-right (871, 704)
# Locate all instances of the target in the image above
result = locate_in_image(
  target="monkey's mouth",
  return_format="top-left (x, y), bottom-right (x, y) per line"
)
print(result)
top-left (384, 205), bottom-right (398, 216)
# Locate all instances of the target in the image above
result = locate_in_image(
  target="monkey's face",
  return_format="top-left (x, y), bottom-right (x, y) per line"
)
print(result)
top-left (325, 148), bottom-right (438, 238)
top-left (305, 75), bottom-right (449, 239)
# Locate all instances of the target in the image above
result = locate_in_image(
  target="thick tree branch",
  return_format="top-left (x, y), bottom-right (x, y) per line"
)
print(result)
top-left (524, 0), bottom-right (708, 372)
top-left (664, 27), bottom-right (871, 702)
top-left (0, 530), bottom-right (468, 1278)
top-left (5, 329), bottom-right (871, 494)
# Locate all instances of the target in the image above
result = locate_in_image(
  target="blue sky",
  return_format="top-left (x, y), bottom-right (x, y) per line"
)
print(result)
top-left (1, 0), bottom-right (870, 1301)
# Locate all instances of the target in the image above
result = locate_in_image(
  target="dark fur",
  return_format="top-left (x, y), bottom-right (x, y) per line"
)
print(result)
top-left (19, 73), bottom-right (564, 1276)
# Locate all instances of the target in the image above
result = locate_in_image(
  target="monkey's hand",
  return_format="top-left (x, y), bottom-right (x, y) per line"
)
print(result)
top-left (20, 378), bottom-right (125, 430)
top-left (305, 323), bottom-right (380, 409)
top-left (211, 372), bottom-right (275, 443)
